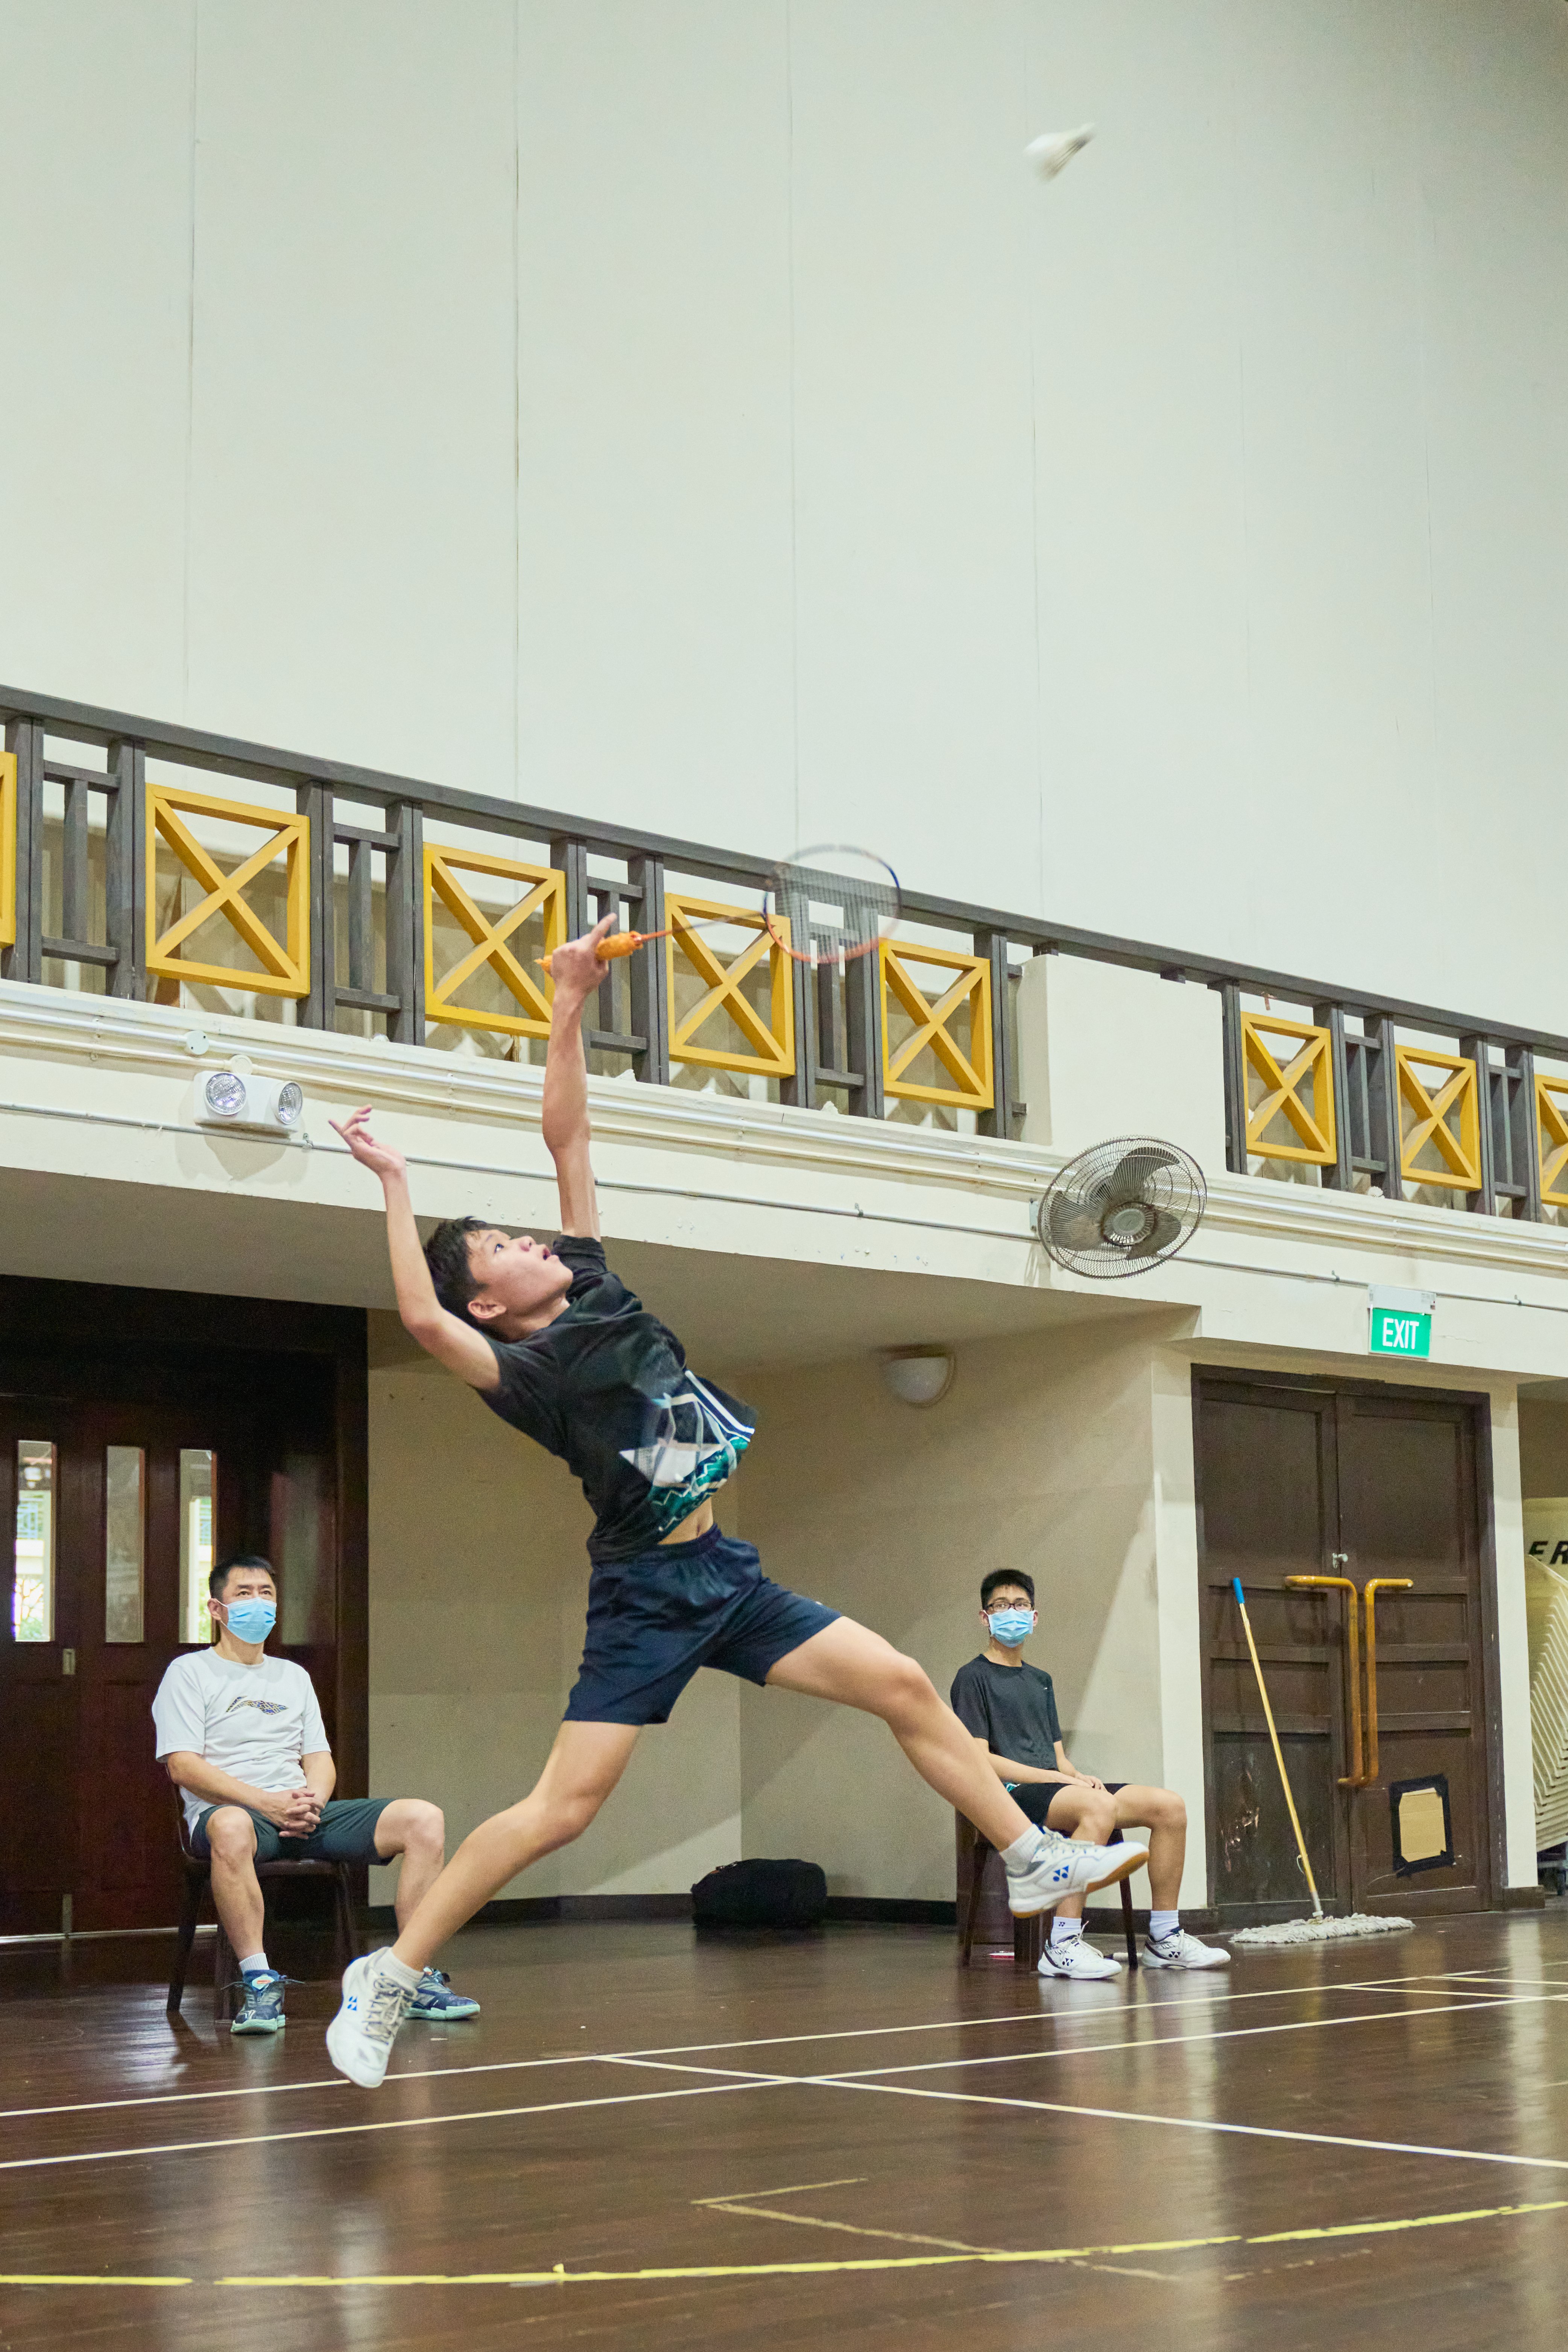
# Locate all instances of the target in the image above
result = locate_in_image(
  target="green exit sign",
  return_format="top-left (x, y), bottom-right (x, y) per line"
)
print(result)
top-left (1368, 1285), bottom-right (1435, 1358)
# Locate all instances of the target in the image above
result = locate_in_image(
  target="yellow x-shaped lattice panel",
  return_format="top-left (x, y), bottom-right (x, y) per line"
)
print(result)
top-left (1242, 1012), bottom-right (1336, 1164)
top-left (1536, 1076), bottom-right (1568, 1208)
top-left (0, 751), bottom-right (15, 949)
top-left (880, 941), bottom-right (994, 1111)
top-left (665, 893), bottom-right (794, 1076)
top-left (146, 785), bottom-right (309, 997)
top-left (424, 846), bottom-right (567, 1038)
top-left (1395, 1044), bottom-right (1481, 1191)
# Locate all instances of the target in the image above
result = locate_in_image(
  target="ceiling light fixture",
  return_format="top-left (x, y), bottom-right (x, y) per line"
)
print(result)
top-left (878, 1346), bottom-right (956, 1408)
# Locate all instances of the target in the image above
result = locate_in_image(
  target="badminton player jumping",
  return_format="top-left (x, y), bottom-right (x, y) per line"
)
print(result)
top-left (326, 913), bottom-right (1147, 2087)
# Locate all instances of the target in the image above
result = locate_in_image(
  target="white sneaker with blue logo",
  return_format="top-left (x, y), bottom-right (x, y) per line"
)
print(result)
top-left (326, 1951), bottom-right (414, 2088)
top-left (1039, 1934), bottom-right (1122, 1981)
top-left (1141, 1928), bottom-right (1231, 1971)
top-left (1006, 1829), bottom-right (1150, 1917)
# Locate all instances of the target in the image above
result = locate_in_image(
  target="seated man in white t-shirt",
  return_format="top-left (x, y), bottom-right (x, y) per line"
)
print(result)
top-left (152, 1553), bottom-right (480, 2037)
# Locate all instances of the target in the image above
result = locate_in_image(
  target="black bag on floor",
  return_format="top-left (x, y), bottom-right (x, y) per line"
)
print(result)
top-left (691, 1858), bottom-right (828, 1930)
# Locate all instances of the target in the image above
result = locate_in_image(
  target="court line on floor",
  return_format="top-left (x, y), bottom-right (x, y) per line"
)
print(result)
top-left (0, 1968), bottom-right (1477, 2125)
top-left (819, 2075), bottom-right (1568, 2176)
top-left (0, 1981), bottom-right (1533, 2171)
top-left (0, 2074), bottom-right (794, 2175)
top-left (8, 2191), bottom-right (1560, 2289)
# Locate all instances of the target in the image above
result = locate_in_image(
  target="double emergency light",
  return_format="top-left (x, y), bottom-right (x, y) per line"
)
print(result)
top-left (194, 1068), bottom-right (305, 1135)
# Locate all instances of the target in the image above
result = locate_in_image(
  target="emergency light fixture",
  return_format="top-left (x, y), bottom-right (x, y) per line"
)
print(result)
top-left (194, 1070), bottom-right (305, 1135)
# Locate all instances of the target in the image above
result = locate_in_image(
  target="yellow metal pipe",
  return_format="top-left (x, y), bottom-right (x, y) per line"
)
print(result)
top-left (1361, 1579), bottom-right (1413, 1785)
top-left (1285, 1574), bottom-right (1365, 1787)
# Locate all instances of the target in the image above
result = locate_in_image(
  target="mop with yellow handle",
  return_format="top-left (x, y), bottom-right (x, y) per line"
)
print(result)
top-left (1228, 1579), bottom-right (1411, 1948)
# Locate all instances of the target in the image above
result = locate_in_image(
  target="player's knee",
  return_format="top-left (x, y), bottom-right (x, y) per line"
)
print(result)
top-left (403, 1800), bottom-right (444, 1855)
top-left (880, 1651), bottom-right (938, 1728)
top-left (1078, 1794), bottom-right (1117, 1843)
top-left (206, 1808), bottom-right (256, 1863)
top-left (1154, 1788), bottom-right (1187, 1833)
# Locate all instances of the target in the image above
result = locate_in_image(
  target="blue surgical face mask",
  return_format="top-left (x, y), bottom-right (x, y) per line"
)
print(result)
top-left (222, 1597), bottom-right (277, 1644)
top-left (988, 1607), bottom-right (1034, 1649)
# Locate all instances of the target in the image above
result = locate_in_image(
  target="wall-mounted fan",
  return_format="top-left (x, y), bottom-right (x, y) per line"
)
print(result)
top-left (1035, 1137), bottom-right (1206, 1279)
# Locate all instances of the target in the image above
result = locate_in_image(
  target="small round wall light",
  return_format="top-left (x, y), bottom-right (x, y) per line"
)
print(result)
top-left (878, 1346), bottom-right (956, 1408)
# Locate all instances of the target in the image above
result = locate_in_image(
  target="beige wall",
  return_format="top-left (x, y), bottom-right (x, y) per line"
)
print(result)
top-left (365, 1316), bottom-right (742, 1907)
top-left (733, 1319), bottom-right (1192, 1907)
top-left (5, 3), bottom-right (1568, 1024)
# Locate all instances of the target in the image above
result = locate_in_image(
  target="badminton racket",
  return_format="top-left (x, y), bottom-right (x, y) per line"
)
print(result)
top-left (538, 843), bottom-right (901, 976)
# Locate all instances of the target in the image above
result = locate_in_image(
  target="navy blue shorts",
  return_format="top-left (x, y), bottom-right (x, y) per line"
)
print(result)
top-left (565, 1527), bottom-right (839, 1726)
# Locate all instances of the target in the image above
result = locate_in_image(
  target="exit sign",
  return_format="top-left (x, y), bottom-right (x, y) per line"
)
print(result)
top-left (1368, 1285), bottom-right (1435, 1358)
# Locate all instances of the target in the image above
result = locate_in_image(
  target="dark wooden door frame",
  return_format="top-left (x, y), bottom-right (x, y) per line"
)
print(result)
top-left (0, 1277), bottom-right (368, 1929)
top-left (1191, 1365), bottom-right (1507, 1916)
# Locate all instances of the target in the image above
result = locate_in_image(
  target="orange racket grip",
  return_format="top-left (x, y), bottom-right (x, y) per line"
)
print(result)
top-left (539, 930), bottom-right (646, 975)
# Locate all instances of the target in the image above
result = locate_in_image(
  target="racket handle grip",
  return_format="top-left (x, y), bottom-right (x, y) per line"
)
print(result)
top-left (539, 930), bottom-right (645, 975)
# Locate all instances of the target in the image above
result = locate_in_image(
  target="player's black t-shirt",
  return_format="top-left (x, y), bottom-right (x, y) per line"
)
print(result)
top-left (480, 1234), bottom-right (756, 1565)
top-left (949, 1655), bottom-right (1063, 1772)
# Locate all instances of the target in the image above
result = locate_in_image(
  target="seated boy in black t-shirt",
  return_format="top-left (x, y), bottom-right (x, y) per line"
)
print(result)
top-left (325, 917), bottom-right (1149, 2086)
top-left (952, 1569), bottom-right (1228, 1981)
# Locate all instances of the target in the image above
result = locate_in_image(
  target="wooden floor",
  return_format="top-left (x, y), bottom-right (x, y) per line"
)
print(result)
top-left (3, 1908), bottom-right (1568, 2349)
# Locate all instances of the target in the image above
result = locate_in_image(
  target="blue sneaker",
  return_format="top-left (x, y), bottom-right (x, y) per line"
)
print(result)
top-left (407, 1967), bottom-right (480, 2021)
top-left (230, 1969), bottom-right (289, 2034)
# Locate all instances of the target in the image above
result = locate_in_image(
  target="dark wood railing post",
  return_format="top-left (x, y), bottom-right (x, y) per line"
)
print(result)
top-left (1460, 1032), bottom-right (1497, 1216)
top-left (1516, 1048), bottom-right (1543, 1221)
top-left (778, 886), bottom-right (818, 1111)
top-left (1368, 1018), bottom-right (1401, 1200)
top-left (1314, 1002), bottom-right (1355, 1192)
top-left (626, 852), bottom-right (669, 1086)
top-left (3, 717), bottom-right (44, 983)
top-left (1219, 983), bottom-right (1247, 1173)
top-left (104, 736), bottom-right (145, 1001)
top-left (975, 928), bottom-right (1011, 1140)
top-left (385, 801), bottom-right (424, 1047)
top-left (845, 940), bottom-right (884, 1120)
top-left (298, 780), bottom-right (334, 1030)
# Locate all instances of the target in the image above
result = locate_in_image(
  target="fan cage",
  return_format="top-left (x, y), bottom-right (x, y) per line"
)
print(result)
top-left (1035, 1135), bottom-right (1206, 1280)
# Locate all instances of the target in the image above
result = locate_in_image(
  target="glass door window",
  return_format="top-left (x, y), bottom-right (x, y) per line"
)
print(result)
top-left (12, 1441), bottom-right (56, 1642)
top-left (180, 1449), bottom-right (217, 1643)
top-left (103, 1446), bottom-right (146, 1644)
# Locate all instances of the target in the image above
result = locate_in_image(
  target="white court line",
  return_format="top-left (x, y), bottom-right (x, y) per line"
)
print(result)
top-left (818, 1991), bottom-right (1567, 2083)
top-left (0, 1968), bottom-right (1469, 2125)
top-left (821, 2076), bottom-right (1568, 2178)
top-left (0, 2074), bottom-right (795, 2175)
top-left (4, 1982), bottom-right (1552, 2178)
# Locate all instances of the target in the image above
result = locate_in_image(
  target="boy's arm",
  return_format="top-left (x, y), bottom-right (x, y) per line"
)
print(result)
top-left (329, 1110), bottom-right (500, 1390)
top-left (540, 914), bottom-right (615, 1238)
top-left (971, 1738), bottom-right (1072, 1786)
top-left (1053, 1740), bottom-right (1106, 1791)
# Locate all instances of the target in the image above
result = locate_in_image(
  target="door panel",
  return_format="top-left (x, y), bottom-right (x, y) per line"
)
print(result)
top-left (1196, 1374), bottom-right (1497, 1924)
top-left (1, 1291), bottom-right (362, 1936)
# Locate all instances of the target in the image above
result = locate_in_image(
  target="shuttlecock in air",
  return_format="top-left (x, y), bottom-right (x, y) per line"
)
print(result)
top-left (1026, 125), bottom-right (1095, 180)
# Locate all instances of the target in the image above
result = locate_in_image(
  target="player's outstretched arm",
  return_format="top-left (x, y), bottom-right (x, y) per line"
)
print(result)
top-left (330, 1108), bottom-right (499, 1390)
top-left (541, 914), bottom-right (615, 1238)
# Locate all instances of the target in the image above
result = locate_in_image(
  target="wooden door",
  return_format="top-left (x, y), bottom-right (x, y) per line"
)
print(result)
top-left (1, 1282), bottom-right (364, 1936)
top-left (1195, 1374), bottom-right (1497, 1925)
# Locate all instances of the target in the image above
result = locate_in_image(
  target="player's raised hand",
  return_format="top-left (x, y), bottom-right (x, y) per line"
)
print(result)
top-left (546, 912), bottom-right (618, 999)
top-left (330, 1106), bottom-right (407, 1183)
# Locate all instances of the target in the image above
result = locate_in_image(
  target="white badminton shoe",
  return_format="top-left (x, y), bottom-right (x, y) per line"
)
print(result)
top-left (1006, 1828), bottom-right (1150, 1917)
top-left (1038, 1935), bottom-right (1122, 1981)
top-left (1141, 1928), bottom-right (1231, 1971)
top-left (326, 1951), bottom-right (415, 2088)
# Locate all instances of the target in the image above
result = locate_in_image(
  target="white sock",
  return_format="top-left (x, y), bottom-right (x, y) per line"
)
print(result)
top-left (1148, 1910), bottom-right (1179, 1943)
top-left (1050, 1916), bottom-right (1083, 1948)
top-left (1000, 1827), bottom-right (1047, 1873)
top-left (239, 1951), bottom-right (269, 1977)
top-left (378, 1951), bottom-right (421, 1991)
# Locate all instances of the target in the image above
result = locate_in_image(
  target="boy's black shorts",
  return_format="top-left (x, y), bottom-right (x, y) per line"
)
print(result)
top-left (1010, 1779), bottom-right (1127, 1828)
top-left (565, 1526), bottom-right (839, 1726)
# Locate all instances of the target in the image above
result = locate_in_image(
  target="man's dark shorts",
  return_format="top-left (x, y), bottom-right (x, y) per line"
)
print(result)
top-left (1011, 1780), bottom-right (1127, 1829)
top-left (566, 1526), bottom-right (839, 1726)
top-left (190, 1796), bottom-right (392, 1866)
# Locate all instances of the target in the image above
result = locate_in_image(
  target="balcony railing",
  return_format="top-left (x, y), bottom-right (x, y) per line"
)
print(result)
top-left (3, 681), bottom-right (1568, 1219)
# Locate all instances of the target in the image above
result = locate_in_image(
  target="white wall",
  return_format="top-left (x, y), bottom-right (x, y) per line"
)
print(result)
top-left (3, 2), bottom-right (1568, 1028)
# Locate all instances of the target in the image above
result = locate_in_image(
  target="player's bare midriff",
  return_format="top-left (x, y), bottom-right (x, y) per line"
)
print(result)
top-left (661, 1497), bottom-right (719, 1545)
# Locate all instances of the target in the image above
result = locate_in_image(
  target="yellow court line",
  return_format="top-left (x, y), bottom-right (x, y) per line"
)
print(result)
top-left (0, 1969), bottom-right (1462, 2126)
top-left (10, 2196), bottom-right (1568, 2289)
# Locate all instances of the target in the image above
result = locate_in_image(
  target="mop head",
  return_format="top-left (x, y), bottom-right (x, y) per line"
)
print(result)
top-left (1232, 1912), bottom-right (1413, 1948)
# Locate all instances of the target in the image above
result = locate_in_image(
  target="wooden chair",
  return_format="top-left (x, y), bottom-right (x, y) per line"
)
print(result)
top-left (167, 1801), bottom-right (358, 2022)
top-left (958, 1820), bottom-right (1138, 1972)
